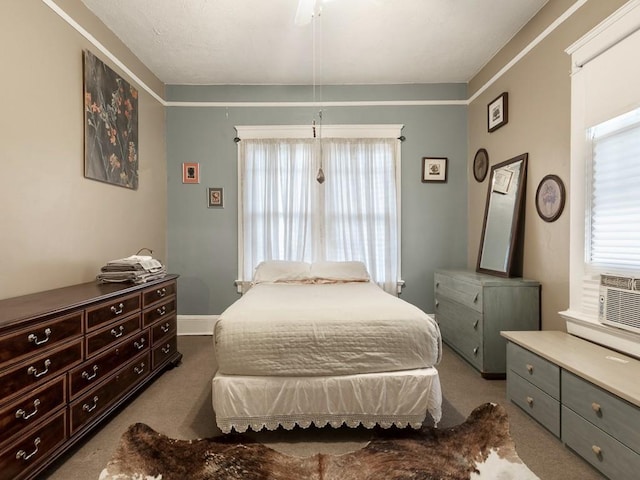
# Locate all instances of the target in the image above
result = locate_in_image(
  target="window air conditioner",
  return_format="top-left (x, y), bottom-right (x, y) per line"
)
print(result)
top-left (598, 274), bottom-right (640, 334)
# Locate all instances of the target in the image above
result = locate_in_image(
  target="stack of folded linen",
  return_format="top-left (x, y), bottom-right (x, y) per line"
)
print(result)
top-left (96, 255), bottom-right (166, 284)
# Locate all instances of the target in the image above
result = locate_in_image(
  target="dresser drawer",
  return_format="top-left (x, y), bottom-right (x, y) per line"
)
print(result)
top-left (85, 313), bottom-right (141, 357)
top-left (507, 342), bottom-right (559, 399)
top-left (0, 376), bottom-right (66, 450)
top-left (562, 406), bottom-right (640, 480)
top-left (435, 273), bottom-right (483, 312)
top-left (85, 293), bottom-right (141, 331)
top-left (69, 330), bottom-right (149, 399)
top-left (152, 335), bottom-right (177, 369)
top-left (507, 370), bottom-right (560, 437)
top-left (0, 340), bottom-right (82, 403)
top-left (69, 352), bottom-right (150, 435)
top-left (151, 316), bottom-right (177, 346)
top-left (143, 298), bottom-right (177, 327)
top-left (143, 281), bottom-right (177, 308)
top-left (0, 409), bottom-right (66, 480)
top-left (562, 370), bottom-right (640, 454)
top-left (0, 311), bottom-right (83, 370)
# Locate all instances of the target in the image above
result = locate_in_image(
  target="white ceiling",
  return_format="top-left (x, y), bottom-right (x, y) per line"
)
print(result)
top-left (80, 0), bottom-right (549, 86)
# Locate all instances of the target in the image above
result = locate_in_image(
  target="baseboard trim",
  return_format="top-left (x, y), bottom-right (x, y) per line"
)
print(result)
top-left (177, 315), bottom-right (218, 336)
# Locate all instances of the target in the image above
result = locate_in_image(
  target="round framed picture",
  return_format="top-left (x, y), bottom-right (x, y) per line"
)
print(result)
top-left (473, 148), bottom-right (489, 182)
top-left (535, 174), bottom-right (566, 222)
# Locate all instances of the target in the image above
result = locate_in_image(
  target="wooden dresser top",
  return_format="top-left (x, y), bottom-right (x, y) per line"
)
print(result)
top-left (502, 330), bottom-right (640, 407)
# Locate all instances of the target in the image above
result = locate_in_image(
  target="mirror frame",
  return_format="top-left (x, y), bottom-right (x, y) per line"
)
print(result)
top-left (476, 153), bottom-right (528, 277)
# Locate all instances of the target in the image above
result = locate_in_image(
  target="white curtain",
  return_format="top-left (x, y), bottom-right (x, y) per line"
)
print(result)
top-left (322, 138), bottom-right (398, 293)
top-left (239, 136), bottom-right (399, 294)
top-left (240, 139), bottom-right (316, 281)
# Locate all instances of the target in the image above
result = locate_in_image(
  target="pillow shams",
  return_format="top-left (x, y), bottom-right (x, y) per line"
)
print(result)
top-left (252, 261), bottom-right (312, 284)
top-left (310, 261), bottom-right (370, 282)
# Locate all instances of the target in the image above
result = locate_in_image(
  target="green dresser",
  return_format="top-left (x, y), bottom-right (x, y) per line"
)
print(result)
top-left (434, 269), bottom-right (540, 378)
top-left (503, 331), bottom-right (640, 480)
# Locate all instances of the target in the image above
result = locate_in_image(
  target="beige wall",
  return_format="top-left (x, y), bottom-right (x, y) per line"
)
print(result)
top-left (0, 0), bottom-right (167, 300)
top-left (467, 0), bottom-right (627, 330)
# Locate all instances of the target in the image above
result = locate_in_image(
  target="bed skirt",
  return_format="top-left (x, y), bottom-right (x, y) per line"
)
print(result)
top-left (212, 367), bottom-right (442, 434)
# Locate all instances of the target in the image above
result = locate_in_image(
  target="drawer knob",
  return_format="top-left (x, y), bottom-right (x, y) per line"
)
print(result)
top-left (473, 319), bottom-right (479, 330)
top-left (83, 396), bottom-right (99, 413)
top-left (161, 343), bottom-right (171, 355)
top-left (157, 287), bottom-right (167, 297)
top-left (27, 359), bottom-right (51, 378)
top-left (591, 402), bottom-right (602, 416)
top-left (134, 363), bottom-right (146, 375)
top-left (27, 328), bottom-right (52, 346)
top-left (591, 445), bottom-right (602, 458)
top-left (82, 365), bottom-right (99, 381)
top-left (16, 437), bottom-right (41, 461)
top-left (473, 347), bottom-right (479, 356)
top-left (161, 322), bottom-right (171, 334)
top-left (15, 399), bottom-right (41, 420)
top-left (526, 396), bottom-right (534, 407)
top-left (526, 364), bottom-right (534, 374)
top-left (110, 302), bottom-right (125, 315)
top-left (134, 338), bottom-right (146, 350)
top-left (435, 300), bottom-right (439, 309)
top-left (111, 325), bottom-right (125, 338)
top-left (157, 306), bottom-right (167, 316)
top-left (473, 293), bottom-right (479, 303)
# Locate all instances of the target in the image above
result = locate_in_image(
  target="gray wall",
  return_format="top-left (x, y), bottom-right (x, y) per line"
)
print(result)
top-left (166, 84), bottom-right (468, 315)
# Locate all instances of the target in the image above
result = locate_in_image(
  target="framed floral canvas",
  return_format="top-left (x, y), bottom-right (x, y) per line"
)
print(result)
top-left (83, 50), bottom-right (139, 189)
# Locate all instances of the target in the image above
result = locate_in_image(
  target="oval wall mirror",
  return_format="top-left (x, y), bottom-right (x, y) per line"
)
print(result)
top-left (476, 153), bottom-right (528, 277)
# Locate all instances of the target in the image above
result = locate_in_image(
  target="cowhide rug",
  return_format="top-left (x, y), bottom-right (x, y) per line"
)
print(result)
top-left (99, 403), bottom-right (539, 480)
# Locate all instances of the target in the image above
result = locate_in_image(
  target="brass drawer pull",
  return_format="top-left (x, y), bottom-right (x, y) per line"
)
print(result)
top-left (82, 365), bottom-right (99, 381)
top-left (134, 363), bottom-right (146, 375)
top-left (156, 306), bottom-right (167, 316)
top-left (15, 399), bottom-right (41, 420)
top-left (83, 396), bottom-right (99, 413)
top-left (591, 445), bottom-right (602, 457)
top-left (16, 437), bottom-right (41, 461)
top-left (110, 303), bottom-right (125, 315)
top-left (134, 338), bottom-right (146, 350)
top-left (156, 287), bottom-right (167, 297)
top-left (111, 325), bottom-right (125, 338)
top-left (28, 328), bottom-right (52, 346)
top-left (526, 364), bottom-right (534, 374)
top-left (526, 396), bottom-right (534, 407)
top-left (161, 322), bottom-right (171, 334)
top-left (27, 359), bottom-right (51, 378)
top-left (161, 344), bottom-right (171, 355)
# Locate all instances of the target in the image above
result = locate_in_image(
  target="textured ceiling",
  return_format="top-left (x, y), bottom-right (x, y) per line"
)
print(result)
top-left (80, 0), bottom-right (549, 85)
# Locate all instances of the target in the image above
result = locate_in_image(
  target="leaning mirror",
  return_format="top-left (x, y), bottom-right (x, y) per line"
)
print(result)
top-left (476, 153), bottom-right (528, 277)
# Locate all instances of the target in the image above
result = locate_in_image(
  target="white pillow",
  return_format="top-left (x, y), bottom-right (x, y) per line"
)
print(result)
top-left (310, 261), bottom-right (370, 282)
top-left (252, 261), bottom-right (312, 284)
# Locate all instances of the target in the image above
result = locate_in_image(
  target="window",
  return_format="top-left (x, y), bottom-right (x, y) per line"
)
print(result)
top-left (236, 125), bottom-right (402, 294)
top-left (564, 1), bottom-right (640, 355)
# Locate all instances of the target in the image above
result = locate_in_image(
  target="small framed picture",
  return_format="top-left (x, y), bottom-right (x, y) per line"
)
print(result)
top-left (182, 163), bottom-right (199, 184)
top-left (208, 187), bottom-right (224, 208)
top-left (536, 174), bottom-right (565, 222)
top-left (422, 157), bottom-right (448, 183)
top-left (492, 168), bottom-right (514, 194)
top-left (488, 92), bottom-right (508, 132)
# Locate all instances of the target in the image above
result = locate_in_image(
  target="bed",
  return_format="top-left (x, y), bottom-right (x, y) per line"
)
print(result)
top-left (211, 261), bottom-right (442, 433)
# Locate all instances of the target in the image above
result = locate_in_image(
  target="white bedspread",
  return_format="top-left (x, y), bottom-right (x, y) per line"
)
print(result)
top-left (214, 282), bottom-right (441, 376)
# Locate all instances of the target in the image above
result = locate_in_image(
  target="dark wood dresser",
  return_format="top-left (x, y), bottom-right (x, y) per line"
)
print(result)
top-left (0, 275), bottom-right (181, 480)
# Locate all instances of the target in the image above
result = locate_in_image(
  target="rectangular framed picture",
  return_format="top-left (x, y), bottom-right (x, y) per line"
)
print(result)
top-left (422, 157), bottom-right (448, 183)
top-left (182, 163), bottom-right (199, 184)
top-left (492, 169), bottom-right (514, 194)
top-left (488, 92), bottom-right (508, 132)
top-left (208, 187), bottom-right (224, 208)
